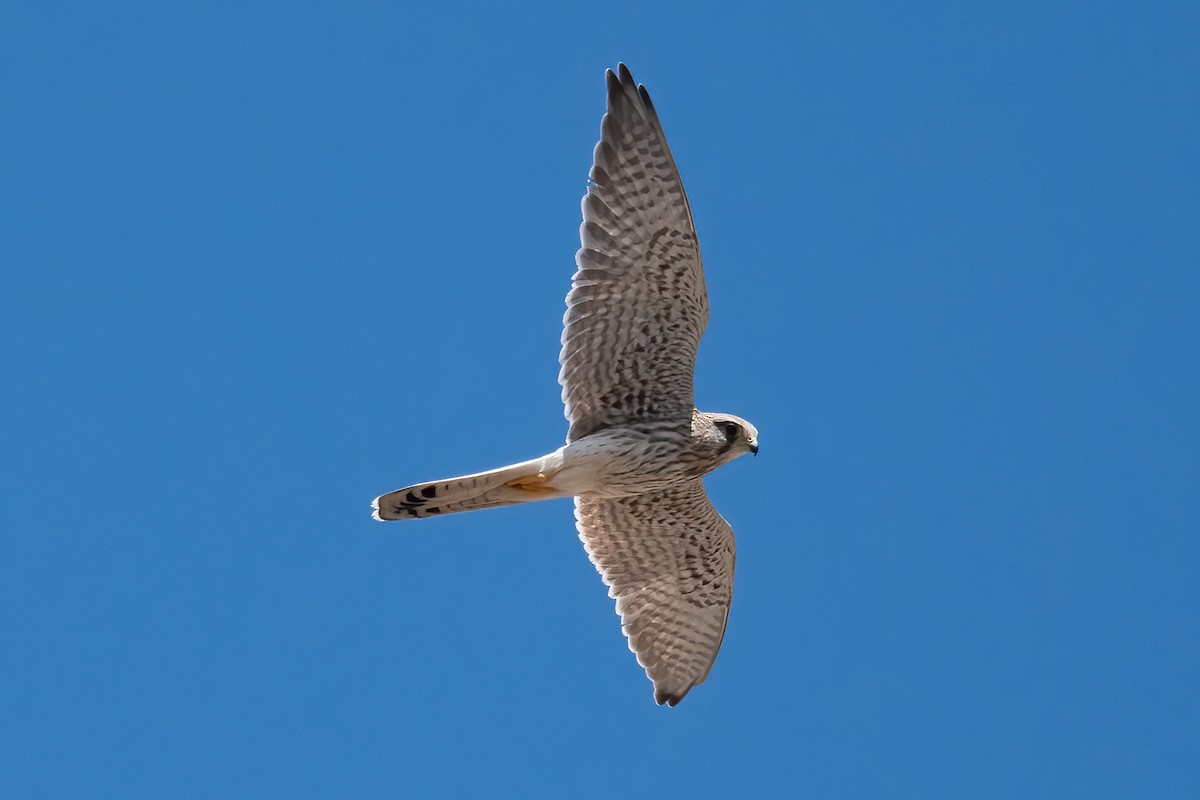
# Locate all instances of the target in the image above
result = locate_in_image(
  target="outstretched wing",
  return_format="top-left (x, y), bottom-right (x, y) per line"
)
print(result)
top-left (575, 480), bottom-right (736, 706)
top-left (559, 64), bottom-right (709, 442)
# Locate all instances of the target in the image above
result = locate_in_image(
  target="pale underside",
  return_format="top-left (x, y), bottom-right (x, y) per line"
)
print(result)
top-left (559, 65), bottom-right (737, 705)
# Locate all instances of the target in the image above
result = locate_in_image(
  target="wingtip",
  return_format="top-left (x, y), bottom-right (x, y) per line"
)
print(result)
top-left (604, 63), bottom-right (654, 124)
top-left (612, 63), bottom-right (640, 97)
top-left (605, 67), bottom-right (622, 98)
top-left (654, 688), bottom-right (687, 707)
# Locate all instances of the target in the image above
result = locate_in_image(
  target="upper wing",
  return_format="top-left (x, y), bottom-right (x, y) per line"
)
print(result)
top-left (559, 64), bottom-right (709, 442)
top-left (575, 480), bottom-right (736, 706)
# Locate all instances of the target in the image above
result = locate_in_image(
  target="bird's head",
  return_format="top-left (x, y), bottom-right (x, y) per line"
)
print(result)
top-left (701, 412), bottom-right (759, 462)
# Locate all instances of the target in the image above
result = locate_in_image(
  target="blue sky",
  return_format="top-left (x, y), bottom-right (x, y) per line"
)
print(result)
top-left (2, 1), bottom-right (1198, 797)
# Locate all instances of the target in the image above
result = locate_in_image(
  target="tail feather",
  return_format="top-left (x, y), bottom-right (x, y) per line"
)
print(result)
top-left (372, 456), bottom-right (567, 521)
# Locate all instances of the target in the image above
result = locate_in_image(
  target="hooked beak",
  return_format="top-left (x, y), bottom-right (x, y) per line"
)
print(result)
top-left (749, 441), bottom-right (759, 456)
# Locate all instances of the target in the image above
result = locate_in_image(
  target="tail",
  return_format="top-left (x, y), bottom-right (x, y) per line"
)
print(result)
top-left (372, 455), bottom-right (568, 521)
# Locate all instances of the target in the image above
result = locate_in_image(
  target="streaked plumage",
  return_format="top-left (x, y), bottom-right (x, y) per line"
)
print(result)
top-left (373, 64), bottom-right (758, 706)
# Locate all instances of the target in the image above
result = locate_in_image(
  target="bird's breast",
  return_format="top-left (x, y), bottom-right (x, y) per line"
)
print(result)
top-left (553, 424), bottom-right (710, 498)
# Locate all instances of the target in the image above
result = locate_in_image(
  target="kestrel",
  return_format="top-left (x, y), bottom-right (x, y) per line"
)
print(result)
top-left (373, 64), bottom-right (758, 706)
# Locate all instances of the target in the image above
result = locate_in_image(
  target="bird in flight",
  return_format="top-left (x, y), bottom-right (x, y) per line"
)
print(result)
top-left (373, 64), bottom-right (758, 706)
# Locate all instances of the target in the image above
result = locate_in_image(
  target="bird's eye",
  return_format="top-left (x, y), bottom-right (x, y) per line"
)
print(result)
top-left (721, 422), bottom-right (740, 443)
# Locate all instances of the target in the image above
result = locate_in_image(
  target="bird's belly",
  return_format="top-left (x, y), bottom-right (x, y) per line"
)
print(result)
top-left (548, 429), bottom-right (699, 498)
